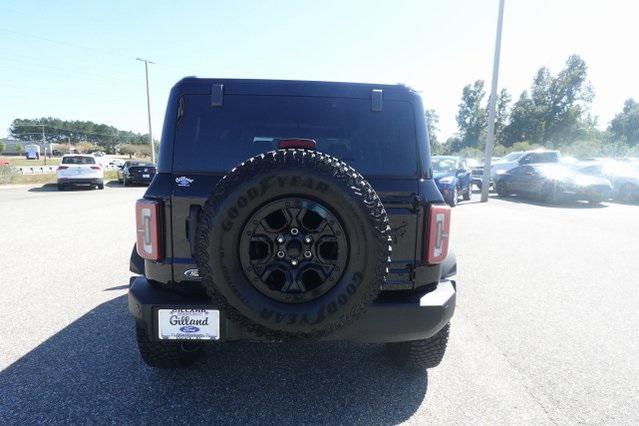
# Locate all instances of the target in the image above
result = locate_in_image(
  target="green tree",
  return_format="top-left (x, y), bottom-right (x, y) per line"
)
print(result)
top-left (456, 80), bottom-right (486, 149)
top-left (119, 144), bottom-right (138, 159)
top-left (608, 98), bottom-right (639, 147)
top-left (502, 55), bottom-right (594, 147)
top-left (425, 109), bottom-right (444, 154)
top-left (494, 88), bottom-right (512, 144)
top-left (15, 144), bottom-right (24, 155)
top-left (0, 140), bottom-right (6, 154)
top-left (443, 136), bottom-right (465, 154)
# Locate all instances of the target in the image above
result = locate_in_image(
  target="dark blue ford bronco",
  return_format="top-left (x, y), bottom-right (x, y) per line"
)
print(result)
top-left (129, 78), bottom-right (456, 369)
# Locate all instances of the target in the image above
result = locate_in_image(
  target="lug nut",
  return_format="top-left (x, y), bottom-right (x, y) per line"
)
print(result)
top-left (290, 259), bottom-right (298, 266)
top-left (277, 250), bottom-right (285, 258)
top-left (277, 235), bottom-right (285, 244)
top-left (290, 228), bottom-right (299, 236)
top-left (304, 236), bottom-right (312, 243)
top-left (304, 250), bottom-right (312, 259)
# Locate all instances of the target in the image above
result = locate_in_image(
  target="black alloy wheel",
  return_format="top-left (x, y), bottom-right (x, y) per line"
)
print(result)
top-left (239, 198), bottom-right (348, 304)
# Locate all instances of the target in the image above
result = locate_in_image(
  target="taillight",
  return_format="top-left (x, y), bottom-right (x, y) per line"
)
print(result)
top-left (425, 204), bottom-right (451, 264)
top-left (90, 166), bottom-right (101, 170)
top-left (277, 138), bottom-right (316, 149)
top-left (57, 166), bottom-right (68, 170)
top-left (136, 199), bottom-right (162, 261)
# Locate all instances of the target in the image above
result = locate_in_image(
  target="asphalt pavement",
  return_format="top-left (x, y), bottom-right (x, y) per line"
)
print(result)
top-left (0, 184), bottom-right (637, 424)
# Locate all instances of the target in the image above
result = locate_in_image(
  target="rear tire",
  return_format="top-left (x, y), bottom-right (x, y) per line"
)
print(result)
top-left (386, 323), bottom-right (450, 369)
top-left (495, 180), bottom-right (508, 197)
top-left (97, 182), bottom-right (104, 190)
top-left (135, 323), bottom-right (203, 368)
top-left (462, 184), bottom-right (471, 201)
top-left (543, 181), bottom-right (560, 204)
top-left (448, 187), bottom-right (458, 207)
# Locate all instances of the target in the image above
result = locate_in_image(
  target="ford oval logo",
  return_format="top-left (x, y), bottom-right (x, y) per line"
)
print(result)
top-left (180, 326), bottom-right (200, 333)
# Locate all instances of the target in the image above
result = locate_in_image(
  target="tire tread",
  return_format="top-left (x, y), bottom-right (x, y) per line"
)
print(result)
top-left (195, 149), bottom-right (391, 341)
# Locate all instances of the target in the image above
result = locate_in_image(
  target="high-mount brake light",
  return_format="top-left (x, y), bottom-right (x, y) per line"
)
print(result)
top-left (90, 166), bottom-right (101, 170)
top-left (425, 204), bottom-right (451, 264)
top-left (277, 138), bottom-right (317, 150)
top-left (57, 166), bottom-right (68, 170)
top-left (136, 199), bottom-right (162, 261)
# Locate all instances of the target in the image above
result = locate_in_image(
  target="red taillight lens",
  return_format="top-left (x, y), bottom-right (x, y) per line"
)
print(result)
top-left (136, 199), bottom-right (162, 261)
top-left (425, 204), bottom-right (451, 264)
top-left (57, 166), bottom-right (68, 170)
top-left (277, 138), bottom-right (316, 149)
top-left (90, 166), bottom-right (101, 170)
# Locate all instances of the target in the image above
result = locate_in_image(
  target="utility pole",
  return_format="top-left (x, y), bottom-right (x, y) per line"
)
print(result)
top-left (68, 136), bottom-right (71, 154)
top-left (481, 0), bottom-right (505, 202)
top-left (41, 125), bottom-right (46, 165)
top-left (136, 57), bottom-right (156, 164)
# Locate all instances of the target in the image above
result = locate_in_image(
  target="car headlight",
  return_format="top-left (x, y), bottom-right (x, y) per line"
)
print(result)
top-left (439, 176), bottom-right (455, 184)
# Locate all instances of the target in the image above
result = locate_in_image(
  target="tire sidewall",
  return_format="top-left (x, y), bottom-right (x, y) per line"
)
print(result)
top-left (197, 166), bottom-right (384, 336)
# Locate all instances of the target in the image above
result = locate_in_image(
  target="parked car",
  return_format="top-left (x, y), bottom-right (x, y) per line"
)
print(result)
top-left (468, 158), bottom-right (486, 190)
top-left (432, 155), bottom-right (472, 206)
top-left (495, 163), bottom-right (612, 204)
top-left (128, 78), bottom-right (456, 370)
top-left (117, 160), bottom-right (156, 186)
top-left (108, 158), bottom-right (125, 167)
top-left (56, 154), bottom-right (104, 190)
top-left (577, 160), bottom-right (639, 203)
top-left (491, 150), bottom-right (560, 186)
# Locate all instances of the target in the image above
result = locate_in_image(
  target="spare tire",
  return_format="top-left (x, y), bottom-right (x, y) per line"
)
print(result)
top-left (195, 149), bottom-right (390, 339)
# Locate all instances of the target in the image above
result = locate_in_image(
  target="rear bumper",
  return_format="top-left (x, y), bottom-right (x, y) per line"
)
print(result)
top-left (127, 176), bottom-right (154, 184)
top-left (128, 276), bottom-right (456, 343)
top-left (57, 177), bottom-right (103, 186)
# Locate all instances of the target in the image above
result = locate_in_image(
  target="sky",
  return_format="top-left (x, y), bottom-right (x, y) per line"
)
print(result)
top-left (1, 0), bottom-right (637, 142)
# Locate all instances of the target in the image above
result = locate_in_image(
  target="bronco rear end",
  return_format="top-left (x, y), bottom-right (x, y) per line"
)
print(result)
top-left (128, 78), bottom-right (456, 369)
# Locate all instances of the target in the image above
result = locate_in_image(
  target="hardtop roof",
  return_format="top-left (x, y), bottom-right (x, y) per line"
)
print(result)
top-left (171, 77), bottom-right (419, 101)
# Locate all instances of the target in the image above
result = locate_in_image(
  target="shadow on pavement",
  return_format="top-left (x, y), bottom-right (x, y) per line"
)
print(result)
top-left (489, 194), bottom-right (608, 209)
top-left (28, 184), bottom-right (98, 193)
top-left (27, 183), bottom-right (58, 192)
top-left (0, 294), bottom-right (427, 423)
top-left (106, 181), bottom-right (122, 188)
top-left (103, 284), bottom-right (129, 291)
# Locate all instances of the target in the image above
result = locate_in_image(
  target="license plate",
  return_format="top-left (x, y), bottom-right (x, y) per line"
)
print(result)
top-left (157, 309), bottom-right (220, 340)
top-left (142, 174), bottom-right (150, 178)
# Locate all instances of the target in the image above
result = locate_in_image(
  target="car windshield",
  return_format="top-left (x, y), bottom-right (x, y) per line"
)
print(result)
top-left (61, 156), bottom-right (95, 165)
top-left (173, 95), bottom-right (418, 176)
top-left (501, 152), bottom-right (524, 162)
top-left (432, 158), bottom-right (457, 173)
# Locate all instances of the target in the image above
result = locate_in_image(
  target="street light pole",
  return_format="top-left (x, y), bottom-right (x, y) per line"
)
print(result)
top-left (136, 57), bottom-right (156, 164)
top-left (481, 0), bottom-right (505, 202)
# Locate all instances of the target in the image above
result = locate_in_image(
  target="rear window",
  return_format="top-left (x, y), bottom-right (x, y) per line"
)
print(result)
top-left (527, 152), bottom-right (559, 163)
top-left (127, 162), bottom-right (153, 167)
top-left (173, 95), bottom-right (418, 176)
top-left (62, 156), bottom-right (95, 165)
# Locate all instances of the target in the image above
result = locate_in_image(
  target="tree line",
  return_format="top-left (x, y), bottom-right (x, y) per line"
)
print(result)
top-left (8, 117), bottom-right (155, 155)
top-left (429, 54), bottom-right (639, 158)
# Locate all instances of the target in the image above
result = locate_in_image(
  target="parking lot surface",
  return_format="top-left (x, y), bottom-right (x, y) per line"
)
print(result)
top-left (1, 185), bottom-right (637, 424)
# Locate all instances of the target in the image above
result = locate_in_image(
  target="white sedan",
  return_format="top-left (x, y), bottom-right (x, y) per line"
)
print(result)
top-left (56, 155), bottom-right (104, 190)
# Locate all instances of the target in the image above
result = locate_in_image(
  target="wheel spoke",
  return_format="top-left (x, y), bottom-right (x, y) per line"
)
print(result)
top-left (240, 198), bottom-right (348, 303)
